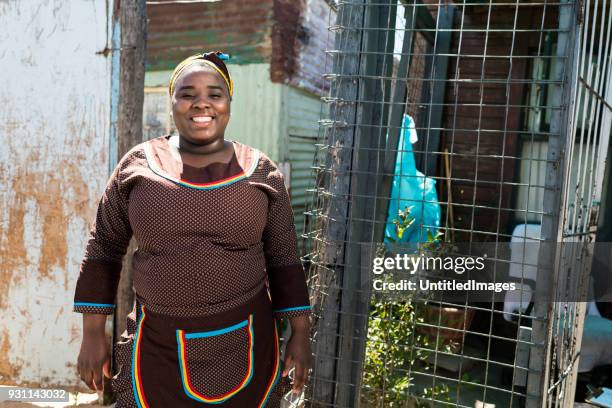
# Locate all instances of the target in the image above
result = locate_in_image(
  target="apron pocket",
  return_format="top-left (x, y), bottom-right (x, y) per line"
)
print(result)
top-left (176, 314), bottom-right (254, 403)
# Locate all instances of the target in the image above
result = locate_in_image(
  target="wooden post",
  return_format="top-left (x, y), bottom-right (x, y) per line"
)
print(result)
top-left (309, 1), bottom-right (365, 406)
top-left (413, 4), bottom-right (454, 177)
top-left (335, 1), bottom-right (397, 407)
top-left (105, 0), bottom-right (146, 402)
top-left (372, 2), bottom-right (417, 244)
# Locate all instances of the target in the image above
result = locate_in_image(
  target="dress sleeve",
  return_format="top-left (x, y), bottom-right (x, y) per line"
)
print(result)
top-left (262, 159), bottom-right (311, 319)
top-left (73, 156), bottom-right (134, 314)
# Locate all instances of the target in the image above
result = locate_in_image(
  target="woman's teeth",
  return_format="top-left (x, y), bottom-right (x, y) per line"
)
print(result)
top-left (192, 116), bottom-right (213, 123)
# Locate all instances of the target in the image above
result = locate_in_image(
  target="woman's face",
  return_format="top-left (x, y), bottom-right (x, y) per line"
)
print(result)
top-left (171, 65), bottom-right (231, 145)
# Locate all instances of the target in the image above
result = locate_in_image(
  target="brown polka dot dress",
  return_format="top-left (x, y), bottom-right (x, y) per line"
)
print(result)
top-left (73, 136), bottom-right (311, 407)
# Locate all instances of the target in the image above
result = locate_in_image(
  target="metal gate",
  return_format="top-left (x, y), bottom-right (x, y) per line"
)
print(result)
top-left (303, 0), bottom-right (612, 407)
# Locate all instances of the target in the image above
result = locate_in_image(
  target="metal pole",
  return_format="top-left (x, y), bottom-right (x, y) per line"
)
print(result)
top-left (529, 0), bottom-right (581, 406)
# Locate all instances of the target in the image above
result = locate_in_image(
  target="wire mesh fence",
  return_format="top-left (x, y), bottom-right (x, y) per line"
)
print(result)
top-left (302, 0), bottom-right (612, 407)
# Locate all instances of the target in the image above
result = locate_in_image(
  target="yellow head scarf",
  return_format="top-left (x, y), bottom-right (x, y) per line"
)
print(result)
top-left (169, 52), bottom-right (233, 98)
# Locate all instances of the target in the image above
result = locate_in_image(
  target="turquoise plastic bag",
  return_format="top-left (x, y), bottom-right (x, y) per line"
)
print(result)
top-left (384, 114), bottom-right (441, 244)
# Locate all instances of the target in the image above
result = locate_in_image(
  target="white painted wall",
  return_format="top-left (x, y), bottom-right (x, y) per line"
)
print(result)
top-left (0, 1), bottom-right (115, 389)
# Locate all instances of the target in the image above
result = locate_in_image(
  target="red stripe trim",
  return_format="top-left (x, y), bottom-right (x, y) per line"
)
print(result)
top-left (178, 170), bottom-right (246, 188)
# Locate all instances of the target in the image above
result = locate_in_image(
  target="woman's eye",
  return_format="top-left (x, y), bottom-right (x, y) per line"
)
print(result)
top-left (181, 94), bottom-right (194, 98)
top-left (210, 94), bottom-right (221, 99)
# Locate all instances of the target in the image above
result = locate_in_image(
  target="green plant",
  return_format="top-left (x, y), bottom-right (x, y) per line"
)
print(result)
top-left (387, 205), bottom-right (416, 242)
top-left (360, 299), bottom-right (454, 407)
top-left (361, 206), bottom-right (453, 407)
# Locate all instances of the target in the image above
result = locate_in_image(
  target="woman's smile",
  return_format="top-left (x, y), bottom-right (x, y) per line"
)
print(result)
top-left (190, 114), bottom-right (215, 128)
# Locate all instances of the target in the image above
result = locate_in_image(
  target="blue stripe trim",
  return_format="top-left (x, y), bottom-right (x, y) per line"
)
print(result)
top-left (273, 305), bottom-right (311, 313)
top-left (74, 302), bottom-right (115, 308)
top-left (184, 319), bottom-right (249, 339)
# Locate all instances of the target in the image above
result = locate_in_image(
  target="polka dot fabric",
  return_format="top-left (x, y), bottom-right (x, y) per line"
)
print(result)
top-left (73, 304), bottom-right (115, 314)
top-left (73, 135), bottom-right (311, 406)
top-left (111, 308), bottom-right (137, 399)
top-left (74, 136), bottom-right (310, 318)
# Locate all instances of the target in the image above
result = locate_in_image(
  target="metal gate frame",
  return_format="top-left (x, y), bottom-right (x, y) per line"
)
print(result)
top-left (540, 0), bottom-right (612, 406)
top-left (306, 0), bottom-right (612, 407)
top-left (309, 1), bottom-right (454, 406)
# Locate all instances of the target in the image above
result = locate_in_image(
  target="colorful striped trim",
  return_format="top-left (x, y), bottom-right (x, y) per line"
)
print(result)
top-left (258, 320), bottom-right (281, 408)
top-left (132, 305), bottom-right (151, 408)
top-left (184, 319), bottom-right (249, 339)
top-left (176, 315), bottom-right (254, 404)
top-left (144, 141), bottom-right (260, 190)
top-left (73, 302), bottom-right (115, 308)
top-left (273, 305), bottom-right (311, 313)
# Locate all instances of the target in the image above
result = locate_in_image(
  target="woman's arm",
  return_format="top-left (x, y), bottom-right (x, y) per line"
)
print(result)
top-left (77, 314), bottom-right (111, 391)
top-left (282, 315), bottom-right (312, 394)
top-left (260, 158), bottom-right (311, 318)
top-left (259, 155), bottom-right (312, 393)
top-left (74, 150), bottom-right (136, 389)
top-left (73, 157), bottom-right (133, 314)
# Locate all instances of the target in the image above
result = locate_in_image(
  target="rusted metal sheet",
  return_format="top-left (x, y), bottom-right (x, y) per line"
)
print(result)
top-left (287, 0), bottom-right (335, 96)
top-left (146, 0), bottom-right (274, 69)
top-left (270, 0), bottom-right (305, 84)
top-left (146, 0), bottom-right (332, 95)
top-left (0, 0), bottom-right (115, 389)
top-left (270, 0), bottom-right (334, 96)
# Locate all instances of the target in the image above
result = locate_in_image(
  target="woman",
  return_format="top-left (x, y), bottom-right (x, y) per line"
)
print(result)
top-left (73, 51), bottom-right (312, 407)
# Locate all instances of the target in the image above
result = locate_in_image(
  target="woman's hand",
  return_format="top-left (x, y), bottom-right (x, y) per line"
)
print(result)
top-left (281, 316), bottom-right (312, 394)
top-left (77, 314), bottom-right (111, 391)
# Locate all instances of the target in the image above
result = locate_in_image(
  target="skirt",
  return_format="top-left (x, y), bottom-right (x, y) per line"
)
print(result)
top-left (111, 287), bottom-right (291, 407)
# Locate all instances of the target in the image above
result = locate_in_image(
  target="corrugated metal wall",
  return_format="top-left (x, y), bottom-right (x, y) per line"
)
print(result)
top-left (284, 87), bottom-right (322, 245)
top-left (288, 0), bottom-right (335, 95)
top-left (0, 0), bottom-right (116, 389)
top-left (146, 0), bottom-right (274, 69)
top-left (145, 0), bottom-right (333, 95)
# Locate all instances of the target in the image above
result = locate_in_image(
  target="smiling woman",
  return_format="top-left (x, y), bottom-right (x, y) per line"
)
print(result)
top-left (73, 51), bottom-right (312, 407)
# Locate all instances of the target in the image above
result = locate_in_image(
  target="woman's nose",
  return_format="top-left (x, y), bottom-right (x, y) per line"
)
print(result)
top-left (192, 96), bottom-right (210, 109)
